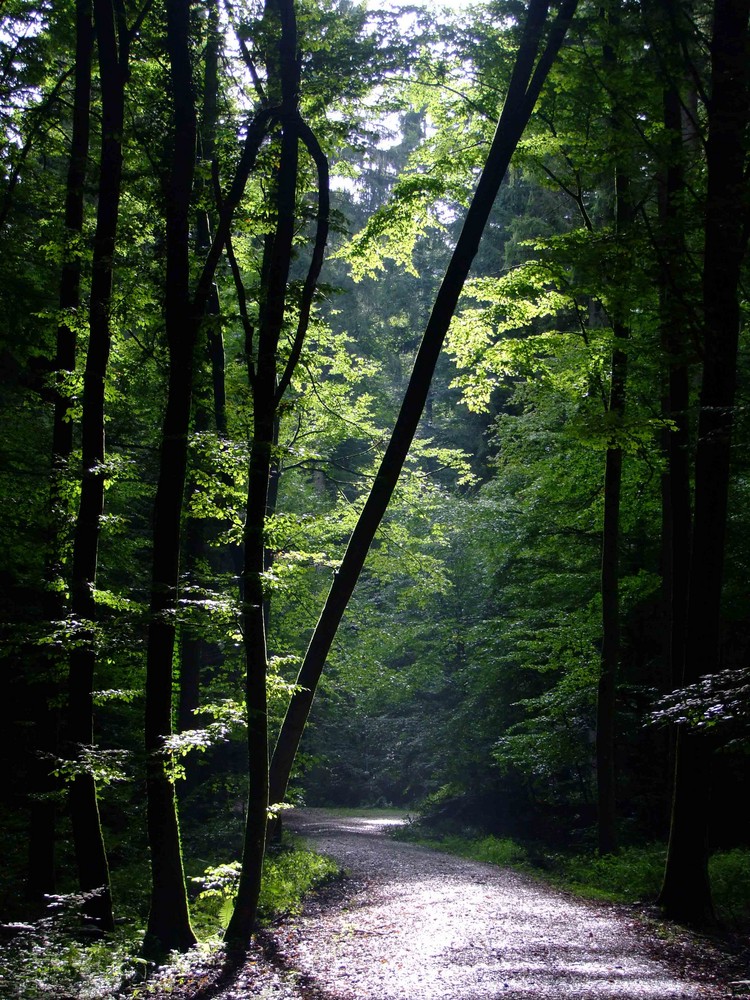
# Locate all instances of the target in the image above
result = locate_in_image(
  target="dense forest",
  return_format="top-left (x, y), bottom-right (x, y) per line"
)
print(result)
top-left (1, 0), bottom-right (749, 990)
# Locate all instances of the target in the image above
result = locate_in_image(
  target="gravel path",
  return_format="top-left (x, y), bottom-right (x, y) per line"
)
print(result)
top-left (263, 809), bottom-right (731, 1000)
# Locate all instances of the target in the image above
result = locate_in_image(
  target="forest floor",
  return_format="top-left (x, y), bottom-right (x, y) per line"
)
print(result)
top-left (150, 809), bottom-right (748, 1000)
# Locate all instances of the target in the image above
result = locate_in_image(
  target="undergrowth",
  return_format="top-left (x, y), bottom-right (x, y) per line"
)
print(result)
top-left (0, 891), bottom-right (146, 1000)
top-left (547, 845), bottom-right (750, 927)
top-left (0, 839), bottom-right (338, 1000)
top-left (191, 842), bottom-right (338, 933)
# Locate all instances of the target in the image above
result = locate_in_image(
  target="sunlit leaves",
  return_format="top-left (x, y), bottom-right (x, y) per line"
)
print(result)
top-left (650, 668), bottom-right (750, 746)
top-left (342, 174), bottom-right (449, 280)
top-left (52, 747), bottom-right (132, 786)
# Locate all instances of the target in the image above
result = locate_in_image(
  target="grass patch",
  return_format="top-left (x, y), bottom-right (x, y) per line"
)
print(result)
top-left (710, 849), bottom-right (750, 926)
top-left (191, 839), bottom-right (339, 933)
top-left (543, 846), bottom-right (750, 926)
top-left (259, 844), bottom-right (339, 920)
top-left (0, 841), bottom-right (339, 999)
top-left (549, 844), bottom-right (666, 903)
top-left (393, 823), bottom-right (529, 869)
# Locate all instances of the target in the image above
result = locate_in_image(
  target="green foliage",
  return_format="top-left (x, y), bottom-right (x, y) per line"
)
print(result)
top-left (2, 0), bottom-right (750, 982)
top-left (650, 668), bottom-right (750, 747)
top-left (0, 893), bottom-right (145, 1000)
top-left (554, 845), bottom-right (667, 903)
top-left (191, 843), bottom-right (338, 932)
top-left (428, 833), bottom-right (530, 869)
top-left (258, 847), bottom-right (338, 921)
top-left (709, 850), bottom-right (750, 926)
top-left (52, 747), bottom-right (132, 786)
top-left (343, 174), bottom-right (449, 280)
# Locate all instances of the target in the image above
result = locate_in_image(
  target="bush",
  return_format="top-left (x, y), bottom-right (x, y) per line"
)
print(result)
top-left (710, 849), bottom-right (750, 926)
top-left (0, 892), bottom-right (144, 1000)
top-left (259, 846), bottom-right (338, 920)
top-left (557, 845), bottom-right (666, 902)
top-left (191, 843), bottom-right (338, 932)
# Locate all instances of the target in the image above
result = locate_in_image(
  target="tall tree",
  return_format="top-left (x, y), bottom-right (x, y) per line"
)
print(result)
top-left (177, 0), bottom-right (224, 761)
top-left (66, 0), bottom-right (132, 932)
top-left (225, 0), bottom-right (333, 949)
top-left (143, 0), bottom-right (276, 955)
top-left (143, 0), bottom-right (200, 956)
top-left (596, 5), bottom-right (634, 857)
top-left (659, 0), bottom-right (750, 924)
top-left (29, 0), bottom-right (94, 904)
top-left (652, 0), bottom-right (695, 841)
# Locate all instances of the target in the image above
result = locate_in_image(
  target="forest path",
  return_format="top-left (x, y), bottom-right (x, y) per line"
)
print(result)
top-left (260, 808), bottom-right (728, 1000)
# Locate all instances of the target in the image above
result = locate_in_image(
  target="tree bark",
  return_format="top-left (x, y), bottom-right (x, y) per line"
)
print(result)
top-left (596, 9), bottom-right (631, 857)
top-left (66, 0), bottom-right (128, 932)
top-left (655, 11), bottom-right (694, 831)
top-left (178, 0), bottom-right (223, 763)
top-left (144, 0), bottom-right (275, 957)
top-left (143, 0), bottom-right (199, 958)
top-left (224, 0), bottom-right (300, 952)
top-left (597, 438), bottom-right (622, 856)
top-left (269, 0), bottom-right (580, 815)
top-left (30, 0), bottom-right (94, 905)
top-left (658, 75), bottom-right (693, 693)
top-left (659, 0), bottom-right (750, 925)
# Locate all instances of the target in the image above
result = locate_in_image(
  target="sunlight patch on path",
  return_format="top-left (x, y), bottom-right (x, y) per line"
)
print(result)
top-left (279, 809), bottom-right (724, 1000)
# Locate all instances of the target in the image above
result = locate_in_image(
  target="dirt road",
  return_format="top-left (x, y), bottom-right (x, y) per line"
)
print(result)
top-left (264, 809), bottom-right (730, 1000)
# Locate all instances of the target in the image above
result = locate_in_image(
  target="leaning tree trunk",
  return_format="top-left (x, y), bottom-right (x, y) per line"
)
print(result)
top-left (66, 0), bottom-right (127, 931)
top-left (269, 0), bottom-right (580, 816)
top-left (658, 0), bottom-right (750, 926)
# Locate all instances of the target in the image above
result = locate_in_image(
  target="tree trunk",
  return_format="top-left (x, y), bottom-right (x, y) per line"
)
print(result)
top-left (597, 439), bottom-right (622, 855)
top-left (143, 6), bottom-right (275, 951)
top-left (269, 0), bottom-right (580, 814)
top-left (30, 0), bottom-right (94, 905)
top-left (178, 0), bottom-right (223, 767)
top-left (142, 0), bottom-right (273, 960)
top-left (659, 74), bottom-right (692, 693)
top-left (656, 32), bottom-right (694, 833)
top-left (224, 0), bottom-right (300, 950)
top-left (66, 0), bottom-right (127, 931)
top-left (52, 0), bottom-right (93, 532)
top-left (659, 0), bottom-right (750, 925)
top-left (143, 0), bottom-right (199, 958)
top-left (596, 11), bottom-right (631, 857)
